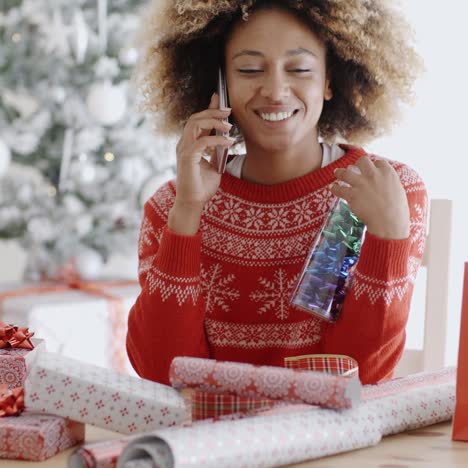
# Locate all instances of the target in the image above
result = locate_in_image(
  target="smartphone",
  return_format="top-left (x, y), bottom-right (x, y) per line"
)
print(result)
top-left (211, 67), bottom-right (230, 174)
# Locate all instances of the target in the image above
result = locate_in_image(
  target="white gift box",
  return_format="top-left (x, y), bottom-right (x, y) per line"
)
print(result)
top-left (0, 281), bottom-right (140, 375)
top-left (25, 352), bottom-right (190, 435)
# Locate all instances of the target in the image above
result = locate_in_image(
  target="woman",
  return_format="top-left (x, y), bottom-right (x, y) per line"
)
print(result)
top-left (127, 0), bottom-right (427, 385)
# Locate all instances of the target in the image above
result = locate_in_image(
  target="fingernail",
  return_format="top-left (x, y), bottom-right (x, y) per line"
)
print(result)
top-left (220, 107), bottom-right (231, 111)
top-left (349, 165), bottom-right (361, 175)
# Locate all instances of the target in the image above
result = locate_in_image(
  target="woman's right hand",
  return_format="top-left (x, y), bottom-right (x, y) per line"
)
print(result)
top-left (168, 93), bottom-right (234, 235)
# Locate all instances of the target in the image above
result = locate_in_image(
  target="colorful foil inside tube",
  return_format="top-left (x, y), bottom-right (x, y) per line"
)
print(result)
top-left (291, 198), bottom-right (366, 322)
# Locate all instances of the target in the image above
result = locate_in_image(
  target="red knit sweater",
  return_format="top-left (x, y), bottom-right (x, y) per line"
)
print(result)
top-left (126, 146), bottom-right (428, 385)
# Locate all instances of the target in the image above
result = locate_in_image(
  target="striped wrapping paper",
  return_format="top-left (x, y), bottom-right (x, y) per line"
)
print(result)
top-left (117, 367), bottom-right (456, 468)
top-left (70, 367), bottom-right (455, 468)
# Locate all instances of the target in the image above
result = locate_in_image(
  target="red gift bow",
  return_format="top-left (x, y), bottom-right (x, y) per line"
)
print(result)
top-left (0, 321), bottom-right (35, 350)
top-left (0, 384), bottom-right (25, 417)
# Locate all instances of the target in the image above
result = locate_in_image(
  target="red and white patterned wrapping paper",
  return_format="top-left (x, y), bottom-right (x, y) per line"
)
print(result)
top-left (283, 353), bottom-right (358, 376)
top-left (189, 354), bottom-right (359, 421)
top-left (117, 368), bottom-right (456, 468)
top-left (0, 410), bottom-right (84, 461)
top-left (0, 338), bottom-right (45, 389)
top-left (170, 357), bottom-right (360, 410)
top-left (69, 437), bottom-right (136, 468)
top-left (24, 351), bottom-right (190, 435)
top-left (221, 366), bottom-right (459, 422)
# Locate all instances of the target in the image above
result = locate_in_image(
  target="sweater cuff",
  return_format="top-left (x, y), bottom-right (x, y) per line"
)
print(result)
top-left (155, 225), bottom-right (202, 277)
top-left (356, 230), bottom-right (412, 279)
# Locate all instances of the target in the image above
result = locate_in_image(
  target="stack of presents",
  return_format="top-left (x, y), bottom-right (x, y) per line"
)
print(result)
top-left (0, 264), bottom-right (467, 466)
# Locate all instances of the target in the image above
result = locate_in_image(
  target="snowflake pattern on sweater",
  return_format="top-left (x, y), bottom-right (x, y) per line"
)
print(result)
top-left (127, 146), bottom-right (428, 385)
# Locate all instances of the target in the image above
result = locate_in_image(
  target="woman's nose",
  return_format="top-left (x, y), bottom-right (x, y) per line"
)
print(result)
top-left (259, 72), bottom-right (290, 101)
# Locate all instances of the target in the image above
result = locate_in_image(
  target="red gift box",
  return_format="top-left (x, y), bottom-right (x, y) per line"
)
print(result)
top-left (0, 410), bottom-right (84, 461)
top-left (452, 262), bottom-right (468, 441)
top-left (0, 338), bottom-right (45, 389)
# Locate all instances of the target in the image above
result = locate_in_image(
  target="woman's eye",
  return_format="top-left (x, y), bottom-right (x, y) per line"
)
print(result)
top-left (238, 69), bottom-right (262, 74)
top-left (237, 69), bottom-right (312, 74)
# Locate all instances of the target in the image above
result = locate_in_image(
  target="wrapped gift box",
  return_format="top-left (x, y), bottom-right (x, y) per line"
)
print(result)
top-left (0, 281), bottom-right (139, 375)
top-left (0, 338), bottom-right (45, 389)
top-left (0, 410), bottom-right (84, 461)
top-left (24, 352), bottom-right (190, 435)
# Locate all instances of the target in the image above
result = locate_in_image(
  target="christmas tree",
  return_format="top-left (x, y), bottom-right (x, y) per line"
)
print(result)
top-left (0, 0), bottom-right (176, 280)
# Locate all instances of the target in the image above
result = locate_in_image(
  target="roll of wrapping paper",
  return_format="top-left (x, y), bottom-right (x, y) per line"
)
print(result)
top-left (69, 438), bottom-right (135, 468)
top-left (72, 368), bottom-right (455, 468)
top-left (117, 368), bottom-right (456, 468)
top-left (291, 197), bottom-right (365, 322)
top-left (189, 354), bottom-right (359, 421)
top-left (169, 357), bottom-right (361, 410)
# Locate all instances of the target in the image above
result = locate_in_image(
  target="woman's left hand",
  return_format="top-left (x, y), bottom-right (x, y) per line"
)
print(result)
top-left (330, 155), bottom-right (411, 240)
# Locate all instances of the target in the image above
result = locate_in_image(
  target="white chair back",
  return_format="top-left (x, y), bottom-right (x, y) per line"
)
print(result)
top-left (394, 199), bottom-right (453, 377)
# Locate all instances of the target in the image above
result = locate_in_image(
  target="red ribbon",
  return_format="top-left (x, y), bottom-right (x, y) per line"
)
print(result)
top-left (0, 321), bottom-right (35, 350)
top-left (0, 384), bottom-right (25, 417)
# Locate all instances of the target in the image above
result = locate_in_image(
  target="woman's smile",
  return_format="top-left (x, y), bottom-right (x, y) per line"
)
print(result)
top-left (253, 108), bottom-right (301, 129)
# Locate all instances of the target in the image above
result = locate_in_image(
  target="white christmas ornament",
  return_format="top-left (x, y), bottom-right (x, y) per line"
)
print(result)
top-left (74, 214), bottom-right (93, 237)
top-left (2, 89), bottom-right (39, 119)
top-left (119, 47), bottom-right (139, 67)
top-left (51, 87), bottom-right (66, 103)
top-left (78, 163), bottom-right (97, 184)
top-left (0, 139), bottom-right (11, 177)
top-left (27, 217), bottom-right (55, 243)
top-left (75, 248), bottom-right (104, 280)
top-left (62, 195), bottom-right (85, 215)
top-left (86, 81), bottom-right (127, 126)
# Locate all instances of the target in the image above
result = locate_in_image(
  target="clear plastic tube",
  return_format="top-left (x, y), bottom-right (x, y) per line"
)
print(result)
top-left (290, 198), bottom-right (366, 322)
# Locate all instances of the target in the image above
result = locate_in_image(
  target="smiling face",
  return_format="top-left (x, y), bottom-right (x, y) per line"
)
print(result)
top-left (225, 7), bottom-right (333, 154)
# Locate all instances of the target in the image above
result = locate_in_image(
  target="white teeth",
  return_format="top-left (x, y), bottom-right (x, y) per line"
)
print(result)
top-left (260, 111), bottom-right (294, 122)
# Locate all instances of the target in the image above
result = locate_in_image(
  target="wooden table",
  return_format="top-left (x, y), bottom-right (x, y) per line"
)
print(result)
top-left (1, 421), bottom-right (467, 467)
